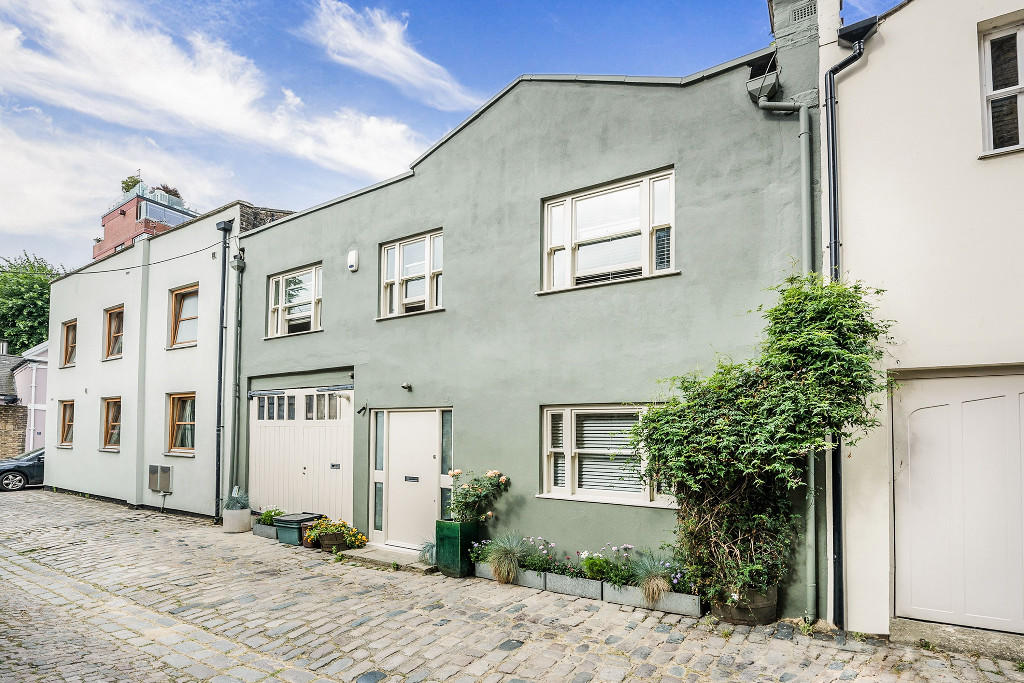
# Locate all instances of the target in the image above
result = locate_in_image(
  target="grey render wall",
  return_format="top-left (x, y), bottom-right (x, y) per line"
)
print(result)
top-left (239, 39), bottom-right (820, 613)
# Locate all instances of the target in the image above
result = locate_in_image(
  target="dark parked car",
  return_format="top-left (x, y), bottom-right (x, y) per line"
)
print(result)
top-left (0, 448), bottom-right (44, 491)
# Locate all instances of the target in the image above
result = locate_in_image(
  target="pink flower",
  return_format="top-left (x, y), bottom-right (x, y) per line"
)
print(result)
top-left (452, 469), bottom-right (463, 475)
top-left (499, 476), bottom-right (508, 484)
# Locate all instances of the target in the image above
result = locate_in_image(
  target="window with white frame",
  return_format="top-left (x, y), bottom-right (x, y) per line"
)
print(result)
top-left (380, 231), bottom-right (443, 316)
top-left (983, 23), bottom-right (1023, 151)
top-left (542, 405), bottom-right (664, 505)
top-left (543, 170), bottom-right (674, 290)
top-left (267, 265), bottom-right (322, 337)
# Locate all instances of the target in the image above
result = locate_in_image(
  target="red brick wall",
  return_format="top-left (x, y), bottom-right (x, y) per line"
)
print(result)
top-left (0, 404), bottom-right (27, 459)
top-left (93, 199), bottom-right (177, 259)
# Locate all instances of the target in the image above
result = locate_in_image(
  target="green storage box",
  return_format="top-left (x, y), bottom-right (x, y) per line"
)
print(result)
top-left (274, 513), bottom-right (321, 546)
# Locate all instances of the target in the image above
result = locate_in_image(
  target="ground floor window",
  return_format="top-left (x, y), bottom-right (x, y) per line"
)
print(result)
top-left (541, 405), bottom-right (668, 507)
top-left (168, 393), bottom-right (196, 453)
top-left (102, 397), bottom-right (121, 449)
top-left (59, 401), bottom-right (74, 445)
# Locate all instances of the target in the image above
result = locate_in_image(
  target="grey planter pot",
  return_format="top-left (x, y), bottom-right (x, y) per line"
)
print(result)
top-left (253, 522), bottom-right (277, 540)
top-left (474, 563), bottom-right (495, 580)
top-left (545, 573), bottom-right (602, 600)
top-left (513, 569), bottom-right (545, 590)
top-left (602, 583), bottom-right (701, 616)
top-left (222, 508), bottom-right (252, 533)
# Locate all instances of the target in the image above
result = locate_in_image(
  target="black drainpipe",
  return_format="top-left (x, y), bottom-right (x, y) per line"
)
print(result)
top-left (214, 218), bottom-right (235, 521)
top-left (824, 15), bottom-right (878, 630)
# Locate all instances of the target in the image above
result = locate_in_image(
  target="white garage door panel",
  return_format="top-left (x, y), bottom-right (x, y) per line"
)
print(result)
top-left (894, 374), bottom-right (1024, 634)
top-left (248, 389), bottom-right (353, 522)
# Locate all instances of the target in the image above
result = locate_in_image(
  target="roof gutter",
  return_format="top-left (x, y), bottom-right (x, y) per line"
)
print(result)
top-left (824, 14), bottom-right (879, 630)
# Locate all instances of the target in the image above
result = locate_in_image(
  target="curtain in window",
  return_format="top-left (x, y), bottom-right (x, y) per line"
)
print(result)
top-left (109, 312), bottom-right (124, 356)
top-left (107, 401), bottom-right (121, 446)
top-left (173, 398), bottom-right (195, 449)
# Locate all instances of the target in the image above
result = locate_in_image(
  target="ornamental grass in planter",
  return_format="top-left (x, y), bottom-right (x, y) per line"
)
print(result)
top-left (632, 274), bottom-right (890, 624)
top-left (436, 469), bottom-right (510, 578)
top-left (222, 492), bottom-right (252, 533)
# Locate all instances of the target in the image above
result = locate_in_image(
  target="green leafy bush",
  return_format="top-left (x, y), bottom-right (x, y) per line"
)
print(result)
top-left (257, 508), bottom-right (285, 525)
top-left (633, 274), bottom-right (890, 605)
top-left (448, 469), bottom-right (510, 523)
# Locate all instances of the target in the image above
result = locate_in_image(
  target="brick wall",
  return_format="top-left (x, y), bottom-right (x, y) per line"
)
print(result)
top-left (0, 404), bottom-right (28, 459)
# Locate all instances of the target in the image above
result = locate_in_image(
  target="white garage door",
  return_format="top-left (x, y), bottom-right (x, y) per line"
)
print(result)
top-left (894, 372), bottom-right (1024, 634)
top-left (248, 388), bottom-right (354, 522)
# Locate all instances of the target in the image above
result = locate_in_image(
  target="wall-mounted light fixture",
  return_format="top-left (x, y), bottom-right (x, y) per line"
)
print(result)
top-left (356, 403), bottom-right (367, 416)
top-left (401, 382), bottom-right (412, 392)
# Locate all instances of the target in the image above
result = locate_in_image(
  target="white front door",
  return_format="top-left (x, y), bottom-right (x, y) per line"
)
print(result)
top-left (248, 388), bottom-right (354, 521)
top-left (894, 372), bottom-right (1024, 634)
top-left (369, 409), bottom-right (453, 549)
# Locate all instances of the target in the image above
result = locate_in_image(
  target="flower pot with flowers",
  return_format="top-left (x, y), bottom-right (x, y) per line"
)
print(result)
top-left (435, 469), bottom-right (510, 577)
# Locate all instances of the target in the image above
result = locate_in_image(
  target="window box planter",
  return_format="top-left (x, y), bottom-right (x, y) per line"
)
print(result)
top-left (602, 583), bottom-right (701, 616)
top-left (252, 522), bottom-right (277, 540)
top-left (436, 520), bottom-right (477, 578)
top-left (513, 569), bottom-right (545, 590)
top-left (222, 508), bottom-right (252, 533)
top-left (544, 573), bottom-right (602, 600)
top-left (474, 563), bottom-right (495, 580)
top-left (318, 532), bottom-right (347, 553)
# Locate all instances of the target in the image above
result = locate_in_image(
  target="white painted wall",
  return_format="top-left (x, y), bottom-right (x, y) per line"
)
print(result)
top-left (818, 0), bottom-right (1024, 634)
top-left (45, 206), bottom-right (243, 516)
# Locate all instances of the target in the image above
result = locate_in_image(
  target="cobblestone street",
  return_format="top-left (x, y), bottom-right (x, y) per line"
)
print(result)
top-left (0, 491), bottom-right (1013, 682)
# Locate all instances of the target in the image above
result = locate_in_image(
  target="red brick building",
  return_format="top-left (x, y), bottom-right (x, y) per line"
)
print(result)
top-left (93, 184), bottom-right (198, 260)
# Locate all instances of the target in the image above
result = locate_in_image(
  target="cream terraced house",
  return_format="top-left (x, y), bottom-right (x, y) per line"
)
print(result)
top-left (818, 0), bottom-right (1024, 650)
top-left (45, 201), bottom-right (289, 516)
top-left (235, 0), bottom-right (828, 620)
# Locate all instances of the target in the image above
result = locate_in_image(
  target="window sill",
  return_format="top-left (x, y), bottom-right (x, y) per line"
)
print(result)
top-left (98, 448), bottom-right (120, 454)
top-left (979, 144), bottom-right (1024, 160)
top-left (263, 328), bottom-right (324, 341)
top-left (375, 307), bottom-right (445, 322)
top-left (166, 342), bottom-right (197, 350)
top-left (163, 451), bottom-right (195, 458)
top-left (536, 270), bottom-right (681, 296)
top-left (101, 356), bottom-right (123, 362)
top-left (56, 444), bottom-right (73, 449)
top-left (60, 364), bottom-right (75, 369)
top-left (535, 492), bottom-right (676, 509)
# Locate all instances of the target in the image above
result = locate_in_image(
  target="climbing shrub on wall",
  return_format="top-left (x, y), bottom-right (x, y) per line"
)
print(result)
top-left (632, 273), bottom-right (891, 604)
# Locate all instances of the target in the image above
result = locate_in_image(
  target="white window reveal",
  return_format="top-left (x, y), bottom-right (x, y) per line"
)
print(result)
top-left (983, 23), bottom-right (1023, 151)
top-left (541, 405), bottom-right (670, 507)
top-left (544, 170), bottom-right (674, 290)
top-left (267, 265), bottom-right (322, 337)
top-left (380, 231), bottom-right (443, 317)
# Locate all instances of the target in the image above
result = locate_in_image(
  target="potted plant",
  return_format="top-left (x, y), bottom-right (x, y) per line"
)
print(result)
top-left (544, 553), bottom-right (601, 600)
top-left (222, 491), bottom-right (252, 533)
top-left (253, 507), bottom-right (284, 539)
top-left (470, 540), bottom-right (493, 579)
top-left (632, 274), bottom-right (890, 624)
top-left (435, 469), bottom-right (510, 577)
top-left (600, 549), bottom-right (701, 616)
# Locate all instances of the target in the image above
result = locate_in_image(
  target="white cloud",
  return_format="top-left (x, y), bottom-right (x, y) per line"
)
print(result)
top-left (0, 0), bottom-right (425, 179)
top-left (0, 106), bottom-right (237, 242)
top-left (301, 0), bottom-right (483, 112)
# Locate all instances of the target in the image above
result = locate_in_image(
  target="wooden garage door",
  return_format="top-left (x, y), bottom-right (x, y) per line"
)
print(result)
top-left (248, 388), bottom-right (353, 522)
top-left (894, 373), bottom-right (1024, 633)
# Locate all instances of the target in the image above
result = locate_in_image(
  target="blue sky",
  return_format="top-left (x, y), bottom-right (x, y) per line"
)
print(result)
top-left (0, 0), bottom-right (898, 269)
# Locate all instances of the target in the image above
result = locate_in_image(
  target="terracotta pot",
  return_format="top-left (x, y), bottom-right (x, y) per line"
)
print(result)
top-left (300, 521), bottom-right (319, 548)
top-left (711, 587), bottom-right (778, 625)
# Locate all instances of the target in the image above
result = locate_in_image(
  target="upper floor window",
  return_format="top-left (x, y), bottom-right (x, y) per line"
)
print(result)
top-left (543, 170), bottom-right (674, 290)
top-left (61, 320), bottom-right (77, 366)
top-left (170, 285), bottom-right (198, 347)
top-left (104, 306), bottom-right (124, 359)
top-left (58, 401), bottom-right (74, 445)
top-left (267, 265), bottom-right (322, 337)
top-left (168, 393), bottom-right (196, 454)
top-left (102, 397), bottom-right (121, 449)
top-left (380, 231), bottom-right (443, 317)
top-left (984, 24), bottom-right (1023, 151)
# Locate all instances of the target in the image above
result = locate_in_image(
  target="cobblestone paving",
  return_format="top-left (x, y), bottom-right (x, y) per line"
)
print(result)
top-left (0, 491), bottom-right (1016, 682)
